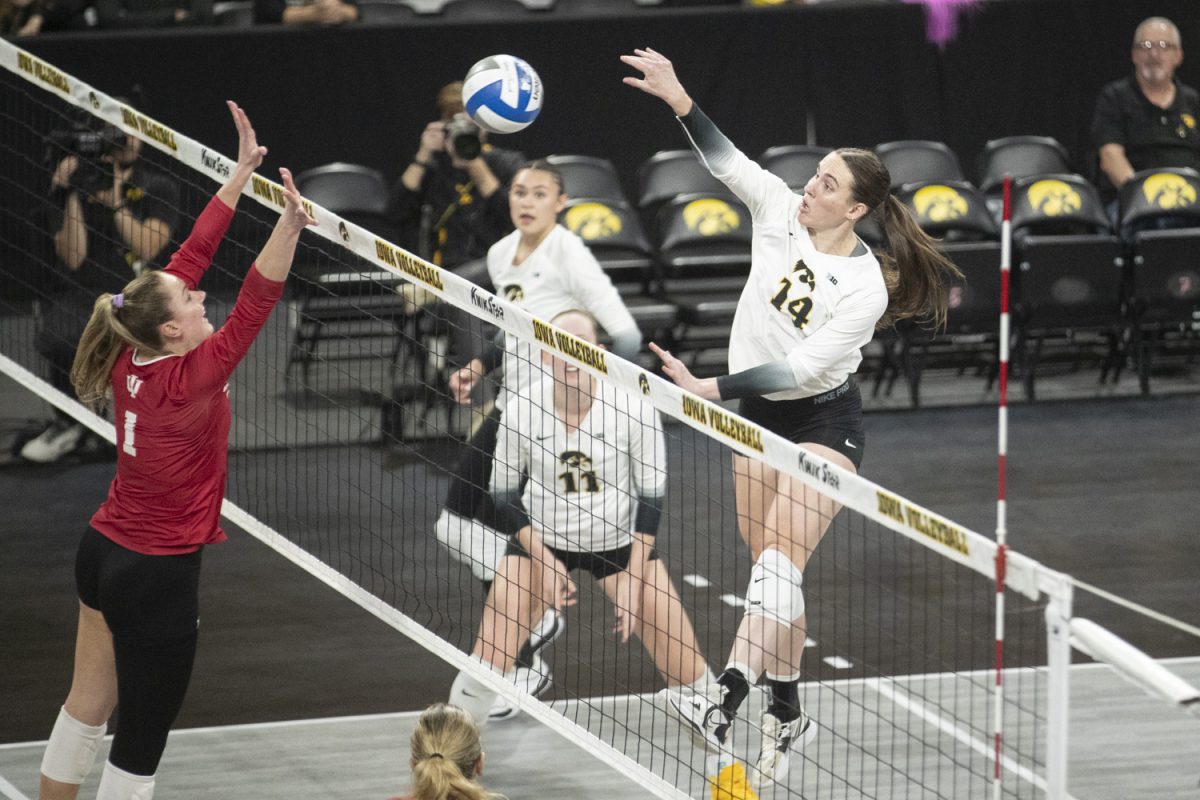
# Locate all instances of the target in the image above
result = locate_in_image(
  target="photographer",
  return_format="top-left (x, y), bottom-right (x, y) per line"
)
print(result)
top-left (388, 81), bottom-right (525, 270)
top-left (22, 121), bottom-right (179, 463)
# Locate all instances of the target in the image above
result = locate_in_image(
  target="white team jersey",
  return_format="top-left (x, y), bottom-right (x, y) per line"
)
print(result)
top-left (492, 377), bottom-right (666, 554)
top-left (487, 225), bottom-right (637, 400)
top-left (706, 145), bottom-right (889, 400)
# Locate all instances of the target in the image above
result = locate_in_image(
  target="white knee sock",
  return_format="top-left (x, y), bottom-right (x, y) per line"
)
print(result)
top-left (41, 706), bottom-right (106, 784)
top-left (96, 761), bottom-right (155, 800)
top-left (449, 657), bottom-right (502, 726)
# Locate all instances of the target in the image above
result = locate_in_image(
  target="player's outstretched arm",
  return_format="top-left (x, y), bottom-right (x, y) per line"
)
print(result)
top-left (620, 48), bottom-right (694, 117)
top-left (216, 101), bottom-right (267, 210)
top-left (254, 168), bottom-right (316, 282)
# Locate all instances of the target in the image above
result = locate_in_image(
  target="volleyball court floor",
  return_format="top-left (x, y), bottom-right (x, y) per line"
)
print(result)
top-left (3, 348), bottom-right (1199, 798)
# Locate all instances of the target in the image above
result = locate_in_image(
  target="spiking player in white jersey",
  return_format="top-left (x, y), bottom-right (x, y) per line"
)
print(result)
top-left (436, 160), bottom-right (641, 717)
top-left (448, 310), bottom-right (711, 724)
top-left (623, 48), bottom-right (962, 788)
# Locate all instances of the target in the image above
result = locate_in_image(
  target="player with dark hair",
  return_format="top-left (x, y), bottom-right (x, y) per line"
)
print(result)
top-left (434, 160), bottom-right (643, 718)
top-left (623, 48), bottom-right (961, 788)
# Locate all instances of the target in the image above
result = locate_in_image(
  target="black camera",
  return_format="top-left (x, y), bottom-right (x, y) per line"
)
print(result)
top-left (444, 113), bottom-right (481, 162)
top-left (46, 121), bottom-right (127, 196)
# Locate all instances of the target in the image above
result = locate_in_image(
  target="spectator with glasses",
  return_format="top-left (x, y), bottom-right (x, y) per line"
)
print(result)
top-left (1092, 16), bottom-right (1199, 219)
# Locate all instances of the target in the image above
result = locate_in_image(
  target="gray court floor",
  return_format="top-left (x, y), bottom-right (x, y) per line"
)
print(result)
top-left (1, 659), bottom-right (1197, 800)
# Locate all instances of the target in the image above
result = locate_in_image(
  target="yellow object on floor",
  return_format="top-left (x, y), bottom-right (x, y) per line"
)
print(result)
top-left (710, 762), bottom-right (760, 800)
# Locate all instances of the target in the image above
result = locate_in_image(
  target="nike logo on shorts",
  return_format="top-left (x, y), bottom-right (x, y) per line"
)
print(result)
top-left (845, 439), bottom-right (857, 449)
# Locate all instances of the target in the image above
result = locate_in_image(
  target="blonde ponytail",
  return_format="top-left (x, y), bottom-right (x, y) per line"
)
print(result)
top-left (70, 272), bottom-right (173, 408)
top-left (407, 704), bottom-right (501, 800)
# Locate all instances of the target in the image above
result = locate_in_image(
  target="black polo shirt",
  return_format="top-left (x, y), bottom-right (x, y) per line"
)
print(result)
top-left (1092, 75), bottom-right (1200, 200)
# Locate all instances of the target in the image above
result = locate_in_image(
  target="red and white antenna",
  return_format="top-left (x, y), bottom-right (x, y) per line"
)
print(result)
top-left (992, 175), bottom-right (1013, 800)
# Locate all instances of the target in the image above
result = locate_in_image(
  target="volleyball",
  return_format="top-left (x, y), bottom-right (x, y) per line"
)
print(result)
top-left (462, 55), bottom-right (543, 135)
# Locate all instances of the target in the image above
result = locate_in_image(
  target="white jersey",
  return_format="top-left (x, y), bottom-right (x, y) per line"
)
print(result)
top-left (699, 139), bottom-right (889, 400)
top-left (492, 376), bottom-right (666, 554)
top-left (487, 225), bottom-right (638, 400)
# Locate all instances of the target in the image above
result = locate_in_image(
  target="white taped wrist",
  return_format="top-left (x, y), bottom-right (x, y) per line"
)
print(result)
top-left (41, 706), bottom-right (106, 785)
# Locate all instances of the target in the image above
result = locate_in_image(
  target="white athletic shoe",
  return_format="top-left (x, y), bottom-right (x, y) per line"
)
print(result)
top-left (20, 421), bottom-right (84, 463)
top-left (664, 682), bottom-right (731, 754)
top-left (488, 653), bottom-right (552, 722)
top-left (528, 609), bottom-right (565, 654)
top-left (750, 708), bottom-right (817, 789)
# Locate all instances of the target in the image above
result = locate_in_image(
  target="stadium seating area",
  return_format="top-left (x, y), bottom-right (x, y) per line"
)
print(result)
top-left (291, 145), bottom-right (1200, 403)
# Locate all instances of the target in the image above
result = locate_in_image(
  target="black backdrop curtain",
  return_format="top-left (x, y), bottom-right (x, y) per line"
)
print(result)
top-left (6, 0), bottom-right (1199, 258)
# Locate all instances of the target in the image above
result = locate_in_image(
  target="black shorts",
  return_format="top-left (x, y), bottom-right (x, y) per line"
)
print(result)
top-left (739, 379), bottom-right (866, 470)
top-left (76, 527), bottom-right (202, 645)
top-left (503, 539), bottom-right (659, 580)
top-left (443, 405), bottom-right (502, 525)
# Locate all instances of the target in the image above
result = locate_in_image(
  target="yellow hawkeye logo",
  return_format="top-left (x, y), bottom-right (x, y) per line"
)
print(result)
top-left (1142, 173), bottom-right (1197, 210)
top-left (565, 202), bottom-right (622, 241)
top-left (683, 198), bottom-right (740, 236)
top-left (1026, 180), bottom-right (1081, 217)
top-left (912, 185), bottom-right (968, 222)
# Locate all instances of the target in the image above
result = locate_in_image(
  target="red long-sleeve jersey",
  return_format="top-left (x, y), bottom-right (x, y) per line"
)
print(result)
top-left (90, 196), bottom-right (285, 555)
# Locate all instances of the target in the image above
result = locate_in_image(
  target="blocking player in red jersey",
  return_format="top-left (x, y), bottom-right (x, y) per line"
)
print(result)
top-left (37, 101), bottom-right (315, 800)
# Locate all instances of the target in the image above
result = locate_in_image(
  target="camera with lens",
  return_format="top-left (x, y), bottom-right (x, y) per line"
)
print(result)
top-left (45, 121), bottom-right (127, 196)
top-left (444, 112), bottom-right (482, 162)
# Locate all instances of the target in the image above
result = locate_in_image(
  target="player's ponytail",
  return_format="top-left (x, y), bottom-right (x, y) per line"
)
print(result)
top-left (71, 271), bottom-right (173, 408)
top-left (407, 704), bottom-right (502, 800)
top-left (837, 148), bottom-right (962, 331)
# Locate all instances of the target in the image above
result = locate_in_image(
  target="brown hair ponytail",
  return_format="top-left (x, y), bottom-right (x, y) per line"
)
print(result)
top-left (70, 272), bottom-right (173, 408)
top-left (408, 704), bottom-right (502, 800)
top-left (837, 148), bottom-right (963, 331)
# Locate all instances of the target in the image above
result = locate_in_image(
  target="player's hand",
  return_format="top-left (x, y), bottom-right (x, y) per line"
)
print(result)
top-left (650, 342), bottom-right (710, 397)
top-left (611, 569), bottom-right (641, 643)
top-left (278, 167), bottom-right (317, 233)
top-left (620, 48), bottom-right (693, 117)
top-left (449, 358), bottom-right (484, 404)
top-left (228, 100), bottom-right (267, 176)
top-left (536, 553), bottom-right (577, 613)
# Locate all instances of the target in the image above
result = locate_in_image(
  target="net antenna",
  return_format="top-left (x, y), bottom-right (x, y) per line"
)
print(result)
top-left (991, 174), bottom-right (1013, 800)
top-left (4, 39), bottom-right (1199, 800)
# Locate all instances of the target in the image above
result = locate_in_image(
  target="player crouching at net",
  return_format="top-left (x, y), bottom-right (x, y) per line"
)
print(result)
top-left (436, 160), bottom-right (643, 719)
top-left (38, 103), bottom-right (315, 800)
top-left (622, 49), bottom-right (960, 788)
top-left (449, 309), bottom-right (713, 724)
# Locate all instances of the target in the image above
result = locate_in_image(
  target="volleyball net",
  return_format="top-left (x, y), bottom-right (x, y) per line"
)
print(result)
top-left (2, 41), bottom-right (1197, 800)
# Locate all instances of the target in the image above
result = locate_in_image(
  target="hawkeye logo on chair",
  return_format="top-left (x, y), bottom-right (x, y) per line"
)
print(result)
top-left (683, 198), bottom-right (740, 236)
top-left (1142, 173), bottom-right (1198, 210)
top-left (565, 202), bottom-right (622, 241)
top-left (1026, 180), bottom-right (1081, 217)
top-left (912, 185), bottom-right (968, 223)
